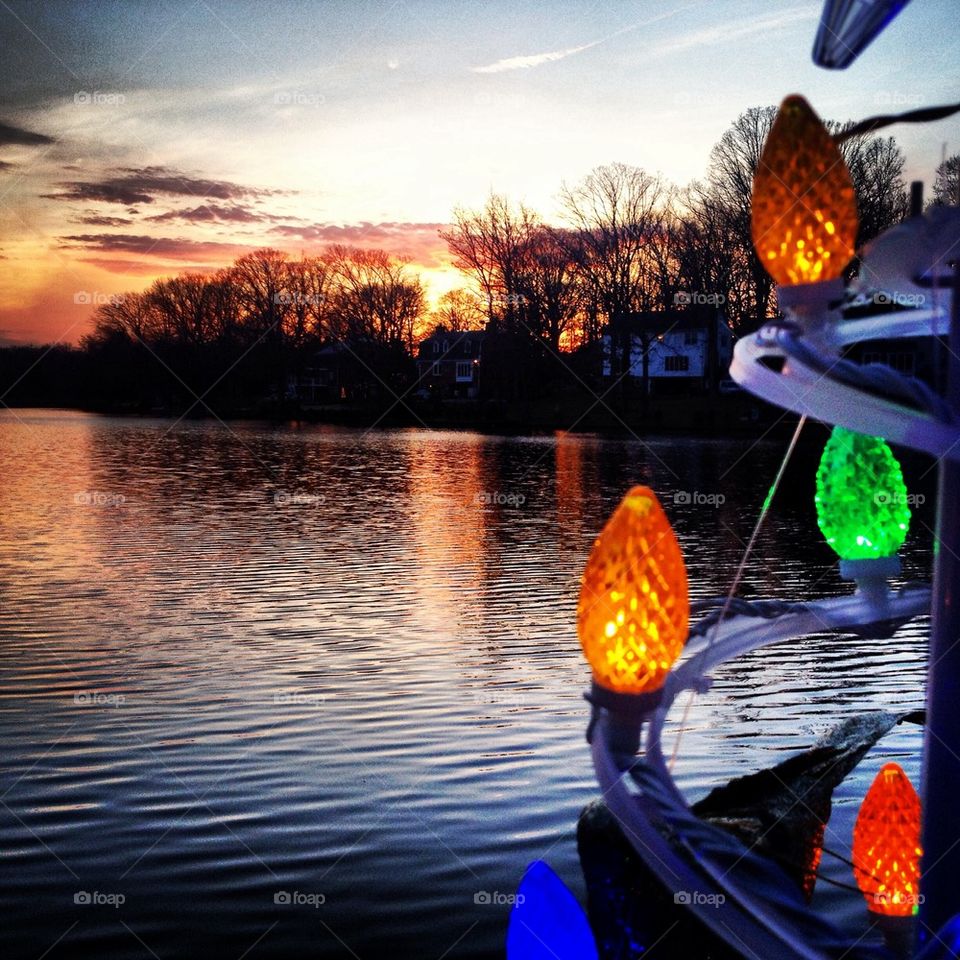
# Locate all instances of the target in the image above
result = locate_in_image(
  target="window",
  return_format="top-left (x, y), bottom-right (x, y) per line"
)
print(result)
top-left (432, 362), bottom-right (442, 376)
top-left (456, 361), bottom-right (473, 381)
top-left (886, 352), bottom-right (916, 375)
top-left (463, 338), bottom-right (472, 355)
top-left (664, 355), bottom-right (690, 372)
top-left (441, 340), bottom-right (449, 353)
top-left (863, 351), bottom-right (915, 375)
top-left (432, 340), bottom-right (440, 354)
top-left (684, 330), bottom-right (698, 345)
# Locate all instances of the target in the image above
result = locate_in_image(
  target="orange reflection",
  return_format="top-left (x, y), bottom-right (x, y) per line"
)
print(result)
top-left (401, 431), bottom-right (489, 637)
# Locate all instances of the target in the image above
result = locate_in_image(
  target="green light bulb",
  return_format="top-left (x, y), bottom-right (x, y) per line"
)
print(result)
top-left (814, 426), bottom-right (911, 561)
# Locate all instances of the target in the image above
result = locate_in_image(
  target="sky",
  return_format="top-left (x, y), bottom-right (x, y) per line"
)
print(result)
top-left (0, 0), bottom-right (958, 345)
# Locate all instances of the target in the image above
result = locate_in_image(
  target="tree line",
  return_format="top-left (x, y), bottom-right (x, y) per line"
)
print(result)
top-left (439, 106), bottom-right (923, 352)
top-left (6, 106), bottom-right (958, 415)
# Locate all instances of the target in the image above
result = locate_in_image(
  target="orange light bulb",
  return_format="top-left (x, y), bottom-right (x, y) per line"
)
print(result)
top-left (577, 486), bottom-right (688, 695)
top-left (852, 762), bottom-right (923, 917)
top-left (751, 95), bottom-right (859, 286)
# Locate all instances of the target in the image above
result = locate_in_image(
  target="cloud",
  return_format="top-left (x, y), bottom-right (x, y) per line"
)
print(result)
top-left (652, 6), bottom-right (818, 57)
top-left (74, 214), bottom-right (133, 227)
top-left (470, 10), bottom-right (686, 74)
top-left (0, 121), bottom-right (55, 146)
top-left (77, 257), bottom-right (197, 275)
top-left (42, 165), bottom-right (276, 205)
top-left (43, 182), bottom-right (154, 205)
top-left (269, 221), bottom-right (449, 265)
top-left (472, 40), bottom-right (602, 74)
top-left (145, 203), bottom-right (269, 224)
top-left (59, 232), bottom-right (247, 258)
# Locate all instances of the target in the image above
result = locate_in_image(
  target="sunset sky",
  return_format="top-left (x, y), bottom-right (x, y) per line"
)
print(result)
top-left (1, 0), bottom-right (958, 345)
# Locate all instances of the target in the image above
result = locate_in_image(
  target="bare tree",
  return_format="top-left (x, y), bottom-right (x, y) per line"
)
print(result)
top-left (327, 246), bottom-right (425, 350)
top-left (835, 127), bottom-right (909, 247)
top-left (702, 106), bottom-right (777, 333)
top-left (428, 288), bottom-right (487, 334)
top-left (515, 225), bottom-right (583, 351)
top-left (931, 153), bottom-right (960, 206)
top-left (559, 162), bottom-right (668, 322)
top-left (283, 255), bottom-right (333, 348)
top-left (440, 194), bottom-right (540, 332)
top-left (232, 248), bottom-right (291, 340)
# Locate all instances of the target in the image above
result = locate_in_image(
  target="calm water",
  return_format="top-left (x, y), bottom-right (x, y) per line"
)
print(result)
top-left (0, 409), bottom-right (933, 959)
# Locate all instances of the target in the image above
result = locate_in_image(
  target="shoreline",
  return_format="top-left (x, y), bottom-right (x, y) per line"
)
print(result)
top-left (2, 394), bottom-right (796, 440)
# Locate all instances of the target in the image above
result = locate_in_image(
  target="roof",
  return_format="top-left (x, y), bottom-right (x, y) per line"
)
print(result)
top-left (419, 328), bottom-right (486, 343)
top-left (605, 308), bottom-right (722, 334)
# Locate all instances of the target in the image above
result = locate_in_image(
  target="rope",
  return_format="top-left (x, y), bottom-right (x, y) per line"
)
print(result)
top-left (668, 415), bottom-right (808, 770)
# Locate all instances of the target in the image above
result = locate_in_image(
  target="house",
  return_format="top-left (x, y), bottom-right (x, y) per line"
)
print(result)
top-left (290, 340), bottom-right (410, 405)
top-left (840, 297), bottom-right (944, 388)
top-left (601, 309), bottom-right (733, 393)
top-left (416, 328), bottom-right (485, 399)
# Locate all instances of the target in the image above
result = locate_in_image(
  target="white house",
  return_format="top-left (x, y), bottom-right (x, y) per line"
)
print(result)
top-left (601, 310), bottom-right (733, 393)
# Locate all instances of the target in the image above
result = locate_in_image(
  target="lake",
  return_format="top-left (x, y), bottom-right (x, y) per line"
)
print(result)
top-left (0, 409), bottom-right (932, 958)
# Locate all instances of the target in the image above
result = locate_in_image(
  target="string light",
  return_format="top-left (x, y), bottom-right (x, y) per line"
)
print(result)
top-left (853, 763), bottom-right (923, 917)
top-left (577, 487), bottom-right (688, 695)
top-left (752, 95), bottom-right (859, 286)
top-left (814, 426), bottom-right (910, 562)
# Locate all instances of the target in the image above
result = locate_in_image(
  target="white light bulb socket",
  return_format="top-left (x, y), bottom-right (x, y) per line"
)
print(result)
top-left (839, 555), bottom-right (902, 583)
top-left (777, 277), bottom-right (847, 329)
top-left (584, 680), bottom-right (664, 758)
